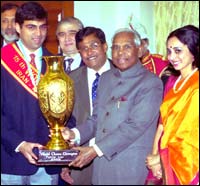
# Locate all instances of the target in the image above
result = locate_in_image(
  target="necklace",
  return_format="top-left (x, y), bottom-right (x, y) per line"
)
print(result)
top-left (173, 68), bottom-right (198, 93)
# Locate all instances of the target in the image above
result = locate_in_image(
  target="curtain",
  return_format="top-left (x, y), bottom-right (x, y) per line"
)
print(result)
top-left (154, 1), bottom-right (199, 56)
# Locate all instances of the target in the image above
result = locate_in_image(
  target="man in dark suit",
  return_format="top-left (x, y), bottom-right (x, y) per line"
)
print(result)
top-left (60, 28), bottom-right (163, 185)
top-left (61, 26), bottom-right (113, 185)
top-left (56, 17), bottom-right (84, 73)
top-left (1, 2), bottom-right (60, 185)
top-left (1, 3), bottom-right (19, 47)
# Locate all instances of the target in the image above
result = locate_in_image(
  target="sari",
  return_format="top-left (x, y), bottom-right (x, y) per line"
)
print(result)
top-left (160, 70), bottom-right (199, 185)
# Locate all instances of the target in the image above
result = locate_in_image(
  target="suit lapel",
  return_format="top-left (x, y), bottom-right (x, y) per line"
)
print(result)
top-left (76, 67), bottom-right (91, 114)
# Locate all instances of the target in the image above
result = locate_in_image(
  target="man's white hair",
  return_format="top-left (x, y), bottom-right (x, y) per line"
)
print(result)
top-left (112, 27), bottom-right (141, 47)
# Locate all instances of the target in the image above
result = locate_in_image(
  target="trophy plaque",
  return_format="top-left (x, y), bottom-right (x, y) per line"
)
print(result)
top-left (37, 56), bottom-right (79, 165)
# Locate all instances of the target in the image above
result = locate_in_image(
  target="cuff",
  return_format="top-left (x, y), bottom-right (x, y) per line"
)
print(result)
top-left (71, 128), bottom-right (80, 145)
top-left (15, 141), bottom-right (26, 152)
top-left (92, 144), bottom-right (103, 157)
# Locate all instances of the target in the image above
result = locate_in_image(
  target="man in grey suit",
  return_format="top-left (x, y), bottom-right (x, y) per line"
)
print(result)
top-left (61, 26), bottom-right (113, 185)
top-left (61, 28), bottom-right (163, 185)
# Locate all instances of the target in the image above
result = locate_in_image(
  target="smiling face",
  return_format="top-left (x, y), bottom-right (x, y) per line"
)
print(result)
top-left (16, 20), bottom-right (48, 52)
top-left (57, 23), bottom-right (80, 55)
top-left (167, 36), bottom-right (194, 77)
top-left (77, 33), bottom-right (108, 71)
top-left (111, 32), bottom-right (140, 71)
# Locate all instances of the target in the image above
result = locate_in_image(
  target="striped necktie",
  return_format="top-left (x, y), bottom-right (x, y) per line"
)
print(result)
top-left (64, 58), bottom-right (74, 73)
top-left (92, 73), bottom-right (100, 104)
top-left (30, 53), bottom-right (36, 69)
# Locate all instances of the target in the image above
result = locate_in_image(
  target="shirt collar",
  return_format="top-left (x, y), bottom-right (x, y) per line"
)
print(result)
top-left (87, 59), bottom-right (111, 76)
top-left (17, 39), bottom-right (42, 61)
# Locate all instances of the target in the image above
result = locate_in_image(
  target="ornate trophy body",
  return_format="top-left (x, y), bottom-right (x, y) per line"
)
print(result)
top-left (37, 56), bottom-right (78, 165)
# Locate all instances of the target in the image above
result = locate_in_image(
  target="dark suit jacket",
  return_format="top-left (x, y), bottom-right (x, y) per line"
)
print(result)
top-left (1, 36), bottom-right (3, 47)
top-left (1, 36), bottom-right (18, 48)
top-left (1, 43), bottom-right (60, 175)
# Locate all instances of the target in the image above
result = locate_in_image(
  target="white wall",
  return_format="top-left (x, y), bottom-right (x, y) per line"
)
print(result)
top-left (74, 1), bottom-right (154, 58)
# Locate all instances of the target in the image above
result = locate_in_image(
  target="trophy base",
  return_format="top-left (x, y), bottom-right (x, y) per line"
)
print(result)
top-left (36, 149), bottom-right (79, 165)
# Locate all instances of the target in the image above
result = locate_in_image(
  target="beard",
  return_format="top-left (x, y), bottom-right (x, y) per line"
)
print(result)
top-left (1, 28), bottom-right (19, 42)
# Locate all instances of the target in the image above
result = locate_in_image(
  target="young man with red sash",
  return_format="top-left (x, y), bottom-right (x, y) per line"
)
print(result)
top-left (1, 2), bottom-right (60, 185)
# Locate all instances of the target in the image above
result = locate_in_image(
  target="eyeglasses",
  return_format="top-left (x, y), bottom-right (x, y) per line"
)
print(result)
top-left (111, 43), bottom-right (135, 52)
top-left (79, 42), bottom-right (101, 52)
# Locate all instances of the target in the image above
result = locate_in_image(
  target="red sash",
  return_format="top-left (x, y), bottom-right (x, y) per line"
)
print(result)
top-left (1, 43), bottom-right (40, 99)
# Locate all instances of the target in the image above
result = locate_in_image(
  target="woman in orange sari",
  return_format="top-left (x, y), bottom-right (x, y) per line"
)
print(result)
top-left (146, 25), bottom-right (199, 185)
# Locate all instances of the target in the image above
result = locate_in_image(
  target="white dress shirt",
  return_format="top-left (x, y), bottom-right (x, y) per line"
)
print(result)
top-left (63, 53), bottom-right (82, 71)
top-left (71, 59), bottom-right (111, 157)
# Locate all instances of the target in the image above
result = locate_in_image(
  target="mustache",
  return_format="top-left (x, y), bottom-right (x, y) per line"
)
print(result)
top-left (1, 30), bottom-right (18, 42)
top-left (4, 28), bottom-right (17, 35)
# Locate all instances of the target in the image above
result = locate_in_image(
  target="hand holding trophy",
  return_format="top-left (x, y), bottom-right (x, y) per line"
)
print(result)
top-left (37, 56), bottom-right (79, 165)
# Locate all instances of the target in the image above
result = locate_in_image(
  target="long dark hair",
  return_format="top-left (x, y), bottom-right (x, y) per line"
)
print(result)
top-left (167, 25), bottom-right (199, 69)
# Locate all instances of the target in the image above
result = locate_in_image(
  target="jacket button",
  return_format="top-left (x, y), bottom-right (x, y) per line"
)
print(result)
top-left (102, 128), bottom-right (106, 133)
top-left (106, 112), bottom-right (109, 116)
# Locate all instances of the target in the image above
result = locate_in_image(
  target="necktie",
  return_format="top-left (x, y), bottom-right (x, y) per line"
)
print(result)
top-left (64, 58), bottom-right (74, 73)
top-left (29, 53), bottom-right (37, 91)
top-left (92, 73), bottom-right (100, 103)
top-left (30, 53), bottom-right (36, 69)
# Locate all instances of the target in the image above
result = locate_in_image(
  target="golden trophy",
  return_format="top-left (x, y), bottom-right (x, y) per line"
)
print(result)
top-left (37, 56), bottom-right (78, 165)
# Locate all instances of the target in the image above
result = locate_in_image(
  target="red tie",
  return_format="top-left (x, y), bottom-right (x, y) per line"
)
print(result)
top-left (30, 53), bottom-right (36, 69)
